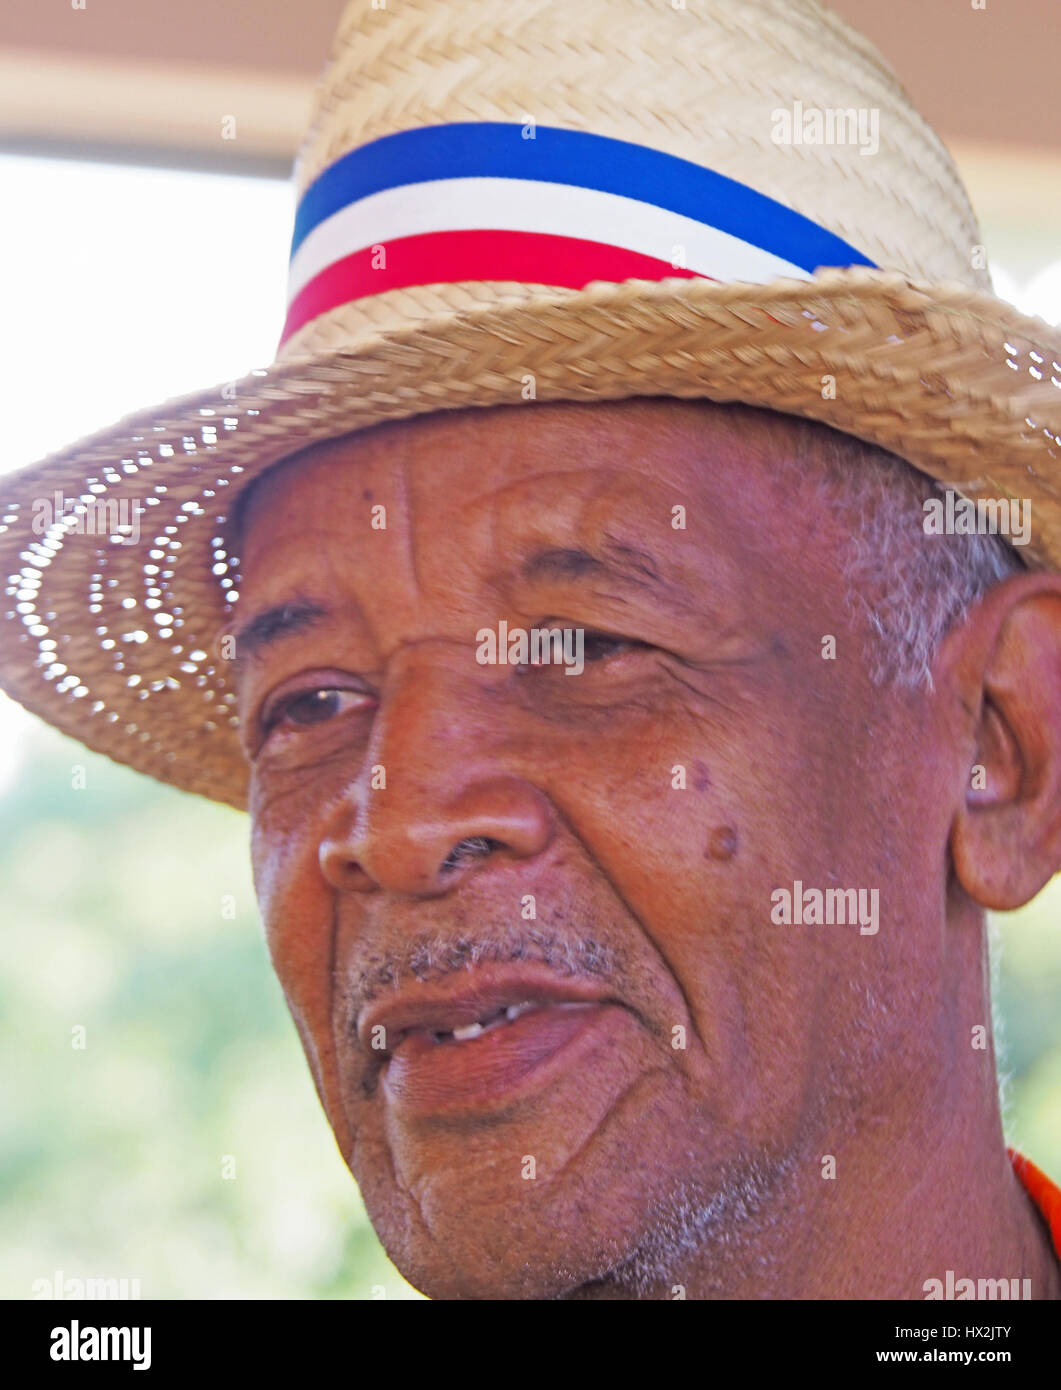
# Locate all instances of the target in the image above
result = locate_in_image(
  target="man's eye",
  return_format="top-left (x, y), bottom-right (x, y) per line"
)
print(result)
top-left (515, 629), bottom-right (644, 673)
top-left (582, 632), bottom-right (635, 662)
top-left (263, 687), bottom-right (371, 734)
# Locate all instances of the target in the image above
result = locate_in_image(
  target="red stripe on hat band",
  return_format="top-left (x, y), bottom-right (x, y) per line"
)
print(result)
top-left (279, 228), bottom-right (707, 345)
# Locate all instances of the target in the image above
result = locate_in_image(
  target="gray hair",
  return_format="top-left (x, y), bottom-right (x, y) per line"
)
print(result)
top-left (774, 415), bottom-right (1025, 689)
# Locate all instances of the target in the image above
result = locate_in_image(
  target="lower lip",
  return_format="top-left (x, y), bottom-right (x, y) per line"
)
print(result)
top-left (381, 1002), bottom-right (624, 1115)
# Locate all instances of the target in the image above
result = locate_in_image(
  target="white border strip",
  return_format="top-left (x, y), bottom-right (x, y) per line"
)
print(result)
top-left (286, 176), bottom-right (810, 302)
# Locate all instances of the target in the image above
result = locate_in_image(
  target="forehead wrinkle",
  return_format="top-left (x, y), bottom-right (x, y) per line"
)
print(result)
top-left (456, 467), bottom-right (592, 600)
top-left (395, 448), bottom-right (425, 604)
top-left (477, 465), bottom-right (661, 580)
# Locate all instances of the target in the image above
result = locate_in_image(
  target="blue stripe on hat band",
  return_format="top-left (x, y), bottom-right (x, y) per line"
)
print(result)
top-left (289, 121), bottom-right (876, 275)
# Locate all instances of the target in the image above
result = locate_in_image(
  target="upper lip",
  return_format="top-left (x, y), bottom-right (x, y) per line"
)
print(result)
top-left (356, 963), bottom-right (616, 1060)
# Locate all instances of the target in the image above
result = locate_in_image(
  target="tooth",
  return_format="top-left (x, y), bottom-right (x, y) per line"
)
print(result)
top-left (505, 1002), bottom-right (535, 1021)
top-left (451, 1021), bottom-right (484, 1042)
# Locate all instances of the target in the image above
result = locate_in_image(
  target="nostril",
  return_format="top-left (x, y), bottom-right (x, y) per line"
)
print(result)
top-left (440, 835), bottom-right (504, 873)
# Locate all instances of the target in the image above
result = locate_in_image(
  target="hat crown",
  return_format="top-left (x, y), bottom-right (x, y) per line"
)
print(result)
top-left (281, 0), bottom-right (986, 359)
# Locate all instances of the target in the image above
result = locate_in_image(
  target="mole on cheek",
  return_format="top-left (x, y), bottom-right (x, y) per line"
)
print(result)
top-left (706, 826), bottom-right (739, 861)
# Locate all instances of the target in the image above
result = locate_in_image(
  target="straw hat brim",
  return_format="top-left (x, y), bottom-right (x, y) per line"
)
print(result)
top-left (2, 266), bottom-right (1059, 810)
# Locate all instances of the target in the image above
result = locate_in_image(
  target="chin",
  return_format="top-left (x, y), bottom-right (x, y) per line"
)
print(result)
top-left (354, 1155), bottom-right (663, 1300)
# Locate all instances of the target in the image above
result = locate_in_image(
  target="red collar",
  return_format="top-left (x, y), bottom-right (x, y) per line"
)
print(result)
top-left (1010, 1148), bottom-right (1061, 1259)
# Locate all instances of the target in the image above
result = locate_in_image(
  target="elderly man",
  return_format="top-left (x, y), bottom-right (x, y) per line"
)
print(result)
top-left (2, 0), bottom-right (1060, 1300)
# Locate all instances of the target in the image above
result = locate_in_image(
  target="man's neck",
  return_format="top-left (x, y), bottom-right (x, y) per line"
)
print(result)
top-left (576, 1080), bottom-right (1061, 1299)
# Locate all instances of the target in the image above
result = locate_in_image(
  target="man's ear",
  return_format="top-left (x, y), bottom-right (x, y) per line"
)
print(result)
top-left (937, 571), bottom-right (1061, 911)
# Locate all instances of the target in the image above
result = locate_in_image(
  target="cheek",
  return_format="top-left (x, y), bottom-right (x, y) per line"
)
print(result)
top-left (250, 803), bottom-right (337, 1066)
top-left (561, 728), bottom-right (829, 1129)
top-left (250, 801), bottom-right (361, 1152)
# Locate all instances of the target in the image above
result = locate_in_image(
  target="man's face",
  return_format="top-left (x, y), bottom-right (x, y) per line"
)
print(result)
top-left (233, 398), bottom-right (951, 1298)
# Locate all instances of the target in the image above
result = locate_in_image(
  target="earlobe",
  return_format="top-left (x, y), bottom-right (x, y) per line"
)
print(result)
top-left (942, 576), bottom-right (1061, 912)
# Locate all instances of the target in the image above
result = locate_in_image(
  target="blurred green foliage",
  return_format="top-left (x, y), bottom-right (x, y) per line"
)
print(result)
top-left (1, 701), bottom-right (1059, 1299)
top-left (0, 707), bottom-right (420, 1299)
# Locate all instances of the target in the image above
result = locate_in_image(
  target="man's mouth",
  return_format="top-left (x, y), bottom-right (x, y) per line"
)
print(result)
top-left (356, 964), bottom-right (635, 1115)
top-left (417, 998), bottom-right (581, 1044)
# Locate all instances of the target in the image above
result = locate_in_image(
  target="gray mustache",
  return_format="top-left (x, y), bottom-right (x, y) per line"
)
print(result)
top-left (346, 924), bottom-right (619, 1029)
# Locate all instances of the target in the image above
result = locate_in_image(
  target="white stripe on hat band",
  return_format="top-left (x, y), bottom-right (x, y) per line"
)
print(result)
top-left (285, 176), bottom-right (811, 305)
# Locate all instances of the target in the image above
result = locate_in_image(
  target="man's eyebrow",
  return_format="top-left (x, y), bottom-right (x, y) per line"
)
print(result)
top-left (519, 543), bottom-right (665, 588)
top-left (231, 598), bottom-right (331, 659)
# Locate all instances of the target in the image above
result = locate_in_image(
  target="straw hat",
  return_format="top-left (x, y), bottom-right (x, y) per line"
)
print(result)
top-left (1, 0), bottom-right (1058, 810)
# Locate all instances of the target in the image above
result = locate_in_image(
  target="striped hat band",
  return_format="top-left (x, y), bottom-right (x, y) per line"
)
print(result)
top-left (281, 121), bottom-right (876, 347)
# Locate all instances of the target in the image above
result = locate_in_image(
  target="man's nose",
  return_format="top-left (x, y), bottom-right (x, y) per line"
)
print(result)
top-left (318, 650), bottom-right (553, 897)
